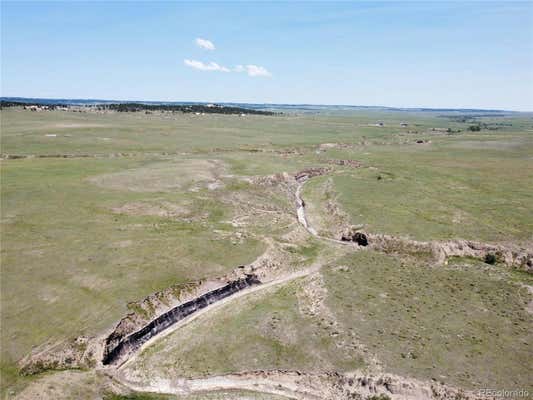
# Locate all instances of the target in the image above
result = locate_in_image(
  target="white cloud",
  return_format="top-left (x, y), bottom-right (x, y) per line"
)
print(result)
top-left (237, 64), bottom-right (271, 77)
top-left (186, 37), bottom-right (271, 78)
top-left (184, 59), bottom-right (230, 72)
top-left (185, 59), bottom-right (271, 78)
top-left (195, 38), bottom-right (215, 51)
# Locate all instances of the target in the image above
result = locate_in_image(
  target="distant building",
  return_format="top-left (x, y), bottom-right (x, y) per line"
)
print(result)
top-left (25, 105), bottom-right (49, 112)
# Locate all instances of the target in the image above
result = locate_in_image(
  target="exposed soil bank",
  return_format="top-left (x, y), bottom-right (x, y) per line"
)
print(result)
top-left (325, 159), bottom-right (362, 168)
top-left (296, 177), bottom-right (533, 272)
top-left (294, 167), bottom-right (332, 183)
top-left (359, 229), bottom-right (533, 272)
top-left (116, 369), bottom-right (491, 400)
top-left (103, 274), bottom-right (261, 366)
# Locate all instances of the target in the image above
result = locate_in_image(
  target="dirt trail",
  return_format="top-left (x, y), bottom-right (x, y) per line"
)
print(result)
top-left (112, 369), bottom-right (489, 400)
top-left (113, 371), bottom-right (316, 400)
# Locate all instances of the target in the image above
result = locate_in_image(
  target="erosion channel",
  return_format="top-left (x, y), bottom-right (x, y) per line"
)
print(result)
top-left (103, 274), bottom-right (260, 366)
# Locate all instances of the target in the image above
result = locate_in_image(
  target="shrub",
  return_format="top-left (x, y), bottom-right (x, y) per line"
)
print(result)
top-left (484, 253), bottom-right (497, 265)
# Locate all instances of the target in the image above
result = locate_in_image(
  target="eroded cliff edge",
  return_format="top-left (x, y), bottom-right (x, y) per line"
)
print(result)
top-left (102, 274), bottom-right (261, 366)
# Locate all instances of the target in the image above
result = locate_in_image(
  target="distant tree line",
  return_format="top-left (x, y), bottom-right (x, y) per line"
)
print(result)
top-left (0, 100), bottom-right (277, 116)
top-left (97, 103), bottom-right (277, 115)
top-left (468, 123), bottom-right (508, 131)
top-left (442, 113), bottom-right (509, 122)
top-left (0, 100), bottom-right (67, 109)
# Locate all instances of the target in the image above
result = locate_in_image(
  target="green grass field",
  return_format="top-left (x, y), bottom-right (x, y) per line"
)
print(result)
top-left (125, 252), bottom-right (532, 392)
top-left (1, 108), bottom-right (532, 398)
top-left (303, 129), bottom-right (533, 243)
top-left (324, 252), bottom-right (532, 391)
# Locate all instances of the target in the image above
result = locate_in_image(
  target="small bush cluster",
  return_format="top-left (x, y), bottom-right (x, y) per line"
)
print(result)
top-left (484, 253), bottom-right (497, 265)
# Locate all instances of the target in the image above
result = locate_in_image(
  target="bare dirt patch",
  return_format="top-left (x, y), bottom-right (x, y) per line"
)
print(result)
top-left (69, 274), bottom-right (112, 292)
top-left (326, 159), bottom-right (362, 168)
top-left (89, 159), bottom-right (225, 192)
top-left (18, 337), bottom-right (98, 376)
top-left (52, 123), bottom-right (109, 129)
top-left (112, 201), bottom-right (189, 218)
top-left (117, 369), bottom-right (490, 400)
top-left (13, 370), bottom-right (119, 400)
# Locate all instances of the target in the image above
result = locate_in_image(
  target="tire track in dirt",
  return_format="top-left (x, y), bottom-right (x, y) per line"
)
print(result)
top-left (111, 369), bottom-right (490, 400)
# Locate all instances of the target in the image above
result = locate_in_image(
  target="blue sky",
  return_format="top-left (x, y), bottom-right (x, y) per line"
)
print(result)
top-left (1, 1), bottom-right (532, 110)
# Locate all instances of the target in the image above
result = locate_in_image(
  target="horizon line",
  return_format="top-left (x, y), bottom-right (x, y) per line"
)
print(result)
top-left (1, 96), bottom-right (530, 113)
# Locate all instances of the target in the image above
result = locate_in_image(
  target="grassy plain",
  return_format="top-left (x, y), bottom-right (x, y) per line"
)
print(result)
top-left (324, 252), bottom-right (533, 391)
top-left (305, 135), bottom-right (533, 243)
top-left (126, 252), bottom-right (532, 392)
top-left (0, 155), bottom-right (270, 393)
top-left (1, 107), bottom-right (533, 398)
